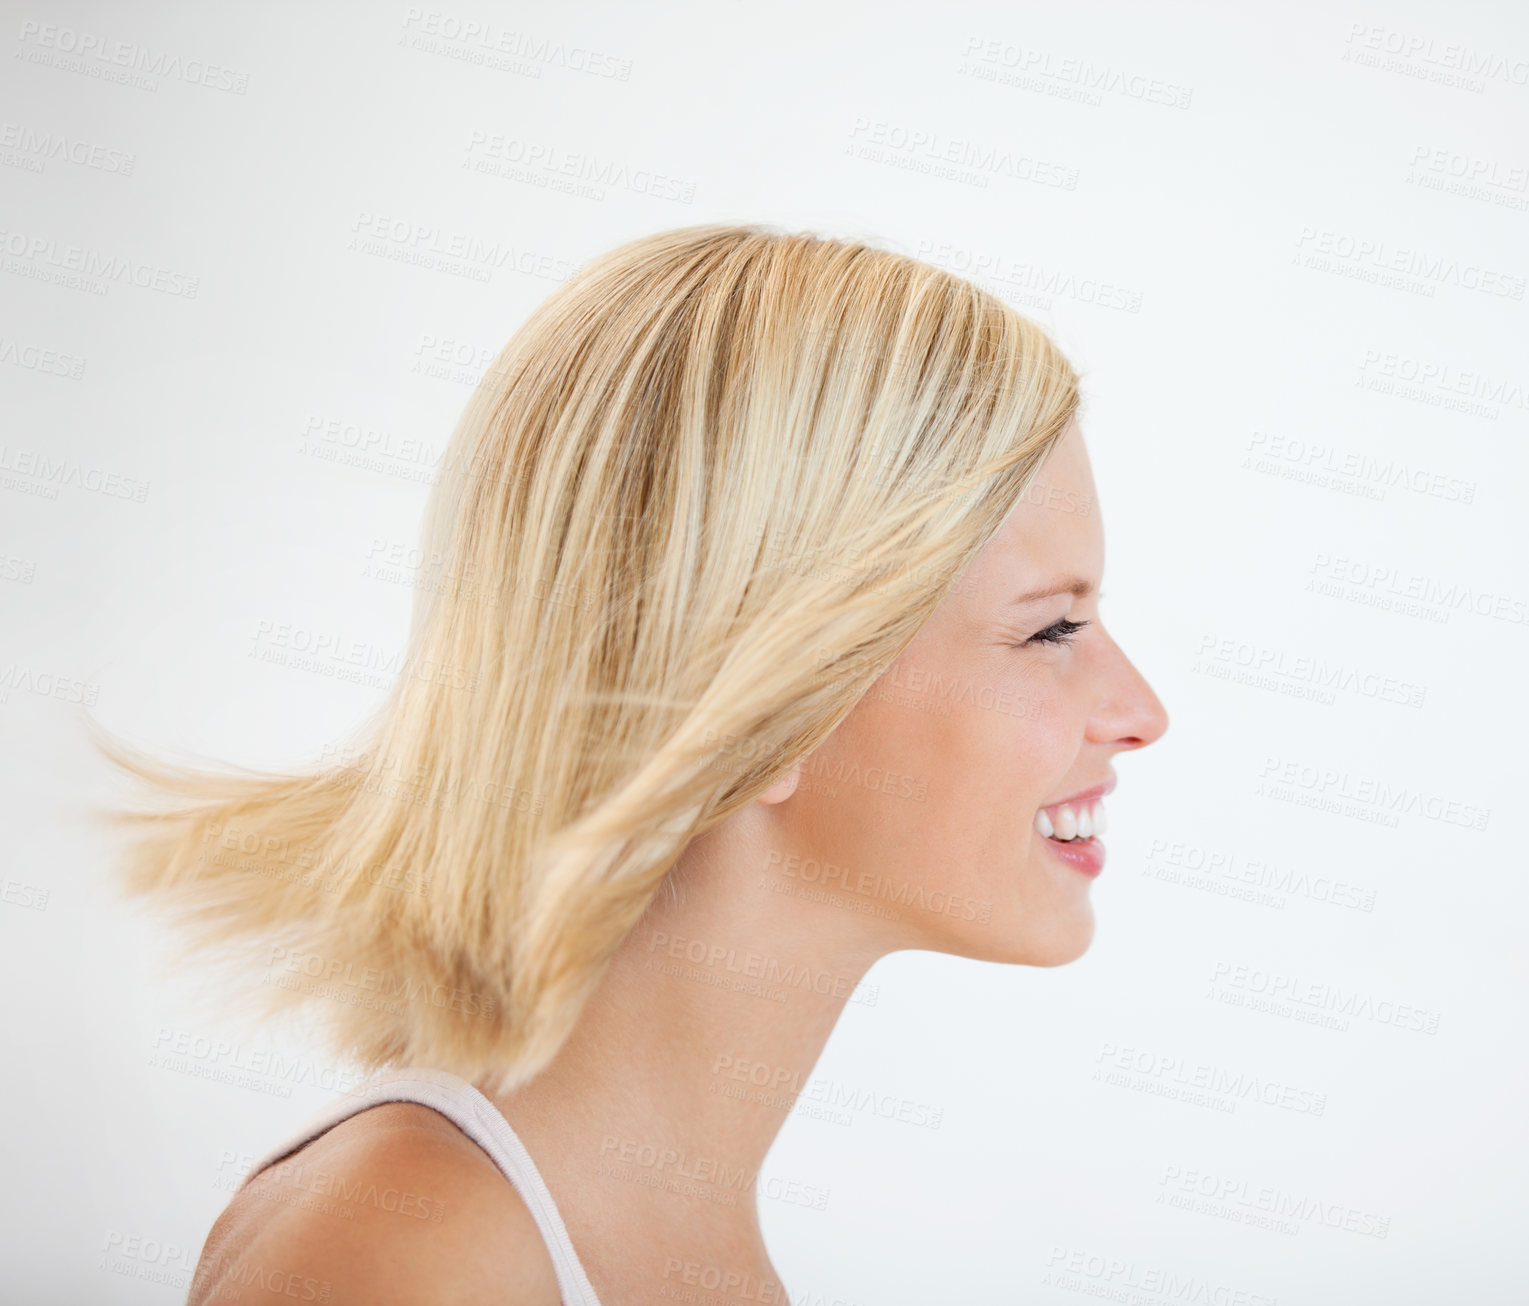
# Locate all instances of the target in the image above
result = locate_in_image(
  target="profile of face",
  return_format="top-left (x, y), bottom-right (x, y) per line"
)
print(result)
top-left (758, 419), bottom-right (1170, 967)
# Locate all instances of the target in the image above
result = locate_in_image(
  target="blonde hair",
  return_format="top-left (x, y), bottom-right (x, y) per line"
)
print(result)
top-left (92, 223), bottom-right (1081, 1095)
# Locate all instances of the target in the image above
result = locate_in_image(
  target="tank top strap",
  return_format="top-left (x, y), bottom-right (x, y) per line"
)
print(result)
top-left (245, 1066), bottom-right (603, 1306)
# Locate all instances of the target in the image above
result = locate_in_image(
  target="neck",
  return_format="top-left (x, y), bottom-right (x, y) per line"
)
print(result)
top-left (478, 807), bottom-right (887, 1291)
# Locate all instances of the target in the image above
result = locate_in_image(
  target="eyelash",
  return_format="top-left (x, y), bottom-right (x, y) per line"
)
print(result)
top-left (1017, 617), bottom-right (1092, 649)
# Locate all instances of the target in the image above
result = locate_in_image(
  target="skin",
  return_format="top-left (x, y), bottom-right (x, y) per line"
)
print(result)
top-left (198, 417), bottom-right (1168, 1305)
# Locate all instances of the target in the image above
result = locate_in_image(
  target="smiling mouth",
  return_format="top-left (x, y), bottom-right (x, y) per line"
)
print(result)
top-left (1034, 796), bottom-right (1106, 843)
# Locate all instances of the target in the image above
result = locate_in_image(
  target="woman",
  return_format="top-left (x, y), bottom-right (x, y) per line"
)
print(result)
top-left (97, 223), bottom-right (1168, 1304)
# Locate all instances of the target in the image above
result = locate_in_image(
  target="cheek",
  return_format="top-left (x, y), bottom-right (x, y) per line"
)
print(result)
top-left (784, 655), bottom-right (1095, 956)
top-left (944, 653), bottom-right (1075, 789)
top-left (843, 658), bottom-right (1076, 838)
top-left (795, 646), bottom-right (1085, 878)
top-left (943, 687), bottom-right (1076, 848)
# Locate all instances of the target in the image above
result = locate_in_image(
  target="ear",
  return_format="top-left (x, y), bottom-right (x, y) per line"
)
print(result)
top-left (756, 765), bottom-right (802, 805)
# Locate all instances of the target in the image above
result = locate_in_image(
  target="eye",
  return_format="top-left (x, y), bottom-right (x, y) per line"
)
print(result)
top-left (1014, 617), bottom-right (1091, 649)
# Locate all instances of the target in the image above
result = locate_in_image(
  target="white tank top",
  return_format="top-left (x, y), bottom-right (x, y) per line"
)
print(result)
top-left (243, 1066), bottom-right (603, 1306)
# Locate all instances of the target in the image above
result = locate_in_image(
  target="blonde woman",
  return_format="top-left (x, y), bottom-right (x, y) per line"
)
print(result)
top-left (97, 223), bottom-right (1168, 1305)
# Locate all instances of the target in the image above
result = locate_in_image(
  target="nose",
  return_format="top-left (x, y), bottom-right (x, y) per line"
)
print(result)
top-left (1087, 628), bottom-right (1169, 751)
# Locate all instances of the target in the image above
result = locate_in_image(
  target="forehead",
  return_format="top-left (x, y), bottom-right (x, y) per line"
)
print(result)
top-left (974, 421), bottom-right (1103, 586)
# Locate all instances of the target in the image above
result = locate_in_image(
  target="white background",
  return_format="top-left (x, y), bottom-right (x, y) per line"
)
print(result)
top-left (2, 1), bottom-right (1526, 1302)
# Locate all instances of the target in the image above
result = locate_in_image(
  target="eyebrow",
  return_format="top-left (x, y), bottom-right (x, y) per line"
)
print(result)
top-left (1007, 576), bottom-right (1098, 605)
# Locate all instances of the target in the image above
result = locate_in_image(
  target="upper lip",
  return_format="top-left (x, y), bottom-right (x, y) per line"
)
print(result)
top-left (1042, 774), bottom-right (1117, 811)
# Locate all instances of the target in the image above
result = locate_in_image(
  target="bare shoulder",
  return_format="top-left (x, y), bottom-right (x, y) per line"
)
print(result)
top-left (189, 1101), bottom-right (562, 1306)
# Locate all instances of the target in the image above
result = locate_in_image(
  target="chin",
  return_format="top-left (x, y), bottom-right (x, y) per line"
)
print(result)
top-left (942, 910), bottom-right (1096, 967)
top-left (1022, 930), bottom-right (1095, 967)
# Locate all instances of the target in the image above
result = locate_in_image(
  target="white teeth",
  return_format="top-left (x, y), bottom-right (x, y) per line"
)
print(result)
top-left (1053, 806), bottom-right (1078, 840)
top-left (1035, 798), bottom-right (1107, 842)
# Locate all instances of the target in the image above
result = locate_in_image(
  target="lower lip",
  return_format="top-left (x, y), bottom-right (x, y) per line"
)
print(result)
top-left (1040, 831), bottom-right (1106, 877)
